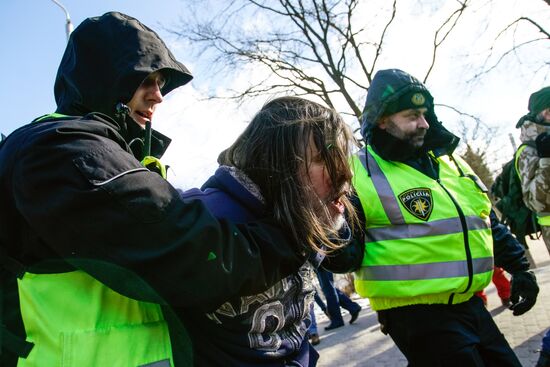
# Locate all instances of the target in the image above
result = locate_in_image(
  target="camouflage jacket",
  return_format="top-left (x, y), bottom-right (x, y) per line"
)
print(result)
top-left (517, 119), bottom-right (550, 214)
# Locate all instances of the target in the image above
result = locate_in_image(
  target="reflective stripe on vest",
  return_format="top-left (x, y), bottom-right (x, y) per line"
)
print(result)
top-left (356, 256), bottom-right (493, 281)
top-left (352, 147), bottom-right (493, 310)
top-left (358, 151), bottom-right (405, 225)
top-left (16, 271), bottom-right (178, 366)
top-left (366, 215), bottom-right (488, 242)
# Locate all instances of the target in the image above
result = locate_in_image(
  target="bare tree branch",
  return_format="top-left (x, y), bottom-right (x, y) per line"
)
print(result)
top-left (469, 15), bottom-right (549, 80)
top-left (369, 0), bottom-right (397, 78)
top-left (423, 0), bottom-right (469, 83)
top-left (171, 0), bottom-right (483, 121)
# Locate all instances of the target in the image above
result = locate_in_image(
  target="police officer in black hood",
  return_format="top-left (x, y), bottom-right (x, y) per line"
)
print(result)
top-left (0, 12), bottom-right (304, 366)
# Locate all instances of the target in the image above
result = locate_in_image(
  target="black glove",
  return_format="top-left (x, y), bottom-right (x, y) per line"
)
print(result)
top-left (536, 132), bottom-right (550, 158)
top-left (509, 270), bottom-right (539, 316)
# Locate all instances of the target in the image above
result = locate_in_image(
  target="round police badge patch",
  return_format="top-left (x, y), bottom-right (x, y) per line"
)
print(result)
top-left (411, 93), bottom-right (426, 106)
top-left (398, 188), bottom-right (433, 221)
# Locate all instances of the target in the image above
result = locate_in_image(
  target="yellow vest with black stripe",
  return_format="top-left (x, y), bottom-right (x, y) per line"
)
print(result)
top-left (351, 146), bottom-right (494, 311)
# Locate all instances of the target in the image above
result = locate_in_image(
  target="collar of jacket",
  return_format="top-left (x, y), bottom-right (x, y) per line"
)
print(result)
top-left (202, 166), bottom-right (267, 217)
top-left (517, 112), bottom-right (550, 129)
top-left (520, 118), bottom-right (550, 144)
top-left (69, 111), bottom-right (172, 160)
top-left (123, 116), bottom-right (172, 160)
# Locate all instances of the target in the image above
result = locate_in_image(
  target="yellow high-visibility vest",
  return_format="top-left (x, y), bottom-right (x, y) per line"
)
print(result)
top-left (17, 270), bottom-right (178, 366)
top-left (352, 146), bottom-right (493, 311)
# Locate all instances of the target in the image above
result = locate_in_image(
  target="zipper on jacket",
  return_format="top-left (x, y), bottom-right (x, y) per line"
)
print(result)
top-left (435, 178), bottom-right (474, 305)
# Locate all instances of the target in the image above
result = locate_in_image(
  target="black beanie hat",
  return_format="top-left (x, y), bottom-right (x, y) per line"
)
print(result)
top-left (528, 86), bottom-right (550, 116)
top-left (516, 86), bottom-right (550, 128)
top-left (383, 90), bottom-right (431, 116)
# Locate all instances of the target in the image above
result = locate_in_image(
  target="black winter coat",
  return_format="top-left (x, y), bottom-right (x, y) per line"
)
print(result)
top-left (0, 12), bottom-right (303, 366)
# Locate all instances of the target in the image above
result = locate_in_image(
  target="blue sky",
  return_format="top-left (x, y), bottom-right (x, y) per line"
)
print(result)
top-left (1, 0), bottom-right (187, 135)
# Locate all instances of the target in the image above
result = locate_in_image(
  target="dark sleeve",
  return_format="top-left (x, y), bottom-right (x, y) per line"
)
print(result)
top-left (13, 126), bottom-right (303, 311)
top-left (321, 193), bottom-right (365, 273)
top-left (490, 210), bottom-right (530, 273)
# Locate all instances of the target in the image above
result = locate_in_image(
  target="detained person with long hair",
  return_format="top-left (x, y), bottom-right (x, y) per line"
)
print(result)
top-left (178, 96), bottom-right (363, 366)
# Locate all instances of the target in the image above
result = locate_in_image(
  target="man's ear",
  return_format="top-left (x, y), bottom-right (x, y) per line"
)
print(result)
top-left (378, 116), bottom-right (388, 130)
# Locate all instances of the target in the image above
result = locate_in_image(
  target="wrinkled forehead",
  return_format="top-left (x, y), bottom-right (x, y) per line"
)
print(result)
top-left (402, 107), bottom-right (428, 115)
top-left (383, 107), bottom-right (428, 119)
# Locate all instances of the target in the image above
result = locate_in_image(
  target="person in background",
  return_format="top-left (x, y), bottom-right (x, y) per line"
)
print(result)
top-left (313, 289), bottom-right (328, 317)
top-left (537, 331), bottom-right (550, 367)
top-left (308, 303), bottom-right (321, 346)
top-left (516, 86), bottom-right (550, 252)
top-left (0, 12), bottom-right (305, 366)
top-left (179, 96), bottom-right (362, 366)
top-left (515, 86), bottom-right (550, 367)
top-left (351, 68), bottom-right (539, 366)
top-left (315, 267), bottom-right (361, 330)
top-left (475, 267), bottom-right (511, 307)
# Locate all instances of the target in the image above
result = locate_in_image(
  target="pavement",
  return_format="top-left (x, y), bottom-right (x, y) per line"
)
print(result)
top-left (312, 237), bottom-right (550, 366)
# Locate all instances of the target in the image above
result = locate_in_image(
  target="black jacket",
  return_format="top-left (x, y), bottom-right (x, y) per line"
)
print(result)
top-left (0, 12), bottom-right (303, 365)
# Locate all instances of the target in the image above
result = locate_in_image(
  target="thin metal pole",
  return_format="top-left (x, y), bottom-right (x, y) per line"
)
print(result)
top-left (509, 133), bottom-right (518, 151)
top-left (49, 0), bottom-right (73, 41)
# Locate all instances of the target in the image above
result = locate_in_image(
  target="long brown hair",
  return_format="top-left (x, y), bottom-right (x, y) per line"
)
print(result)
top-left (218, 96), bottom-right (357, 254)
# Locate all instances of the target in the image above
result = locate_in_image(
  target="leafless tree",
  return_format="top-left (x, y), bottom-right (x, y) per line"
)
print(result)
top-left (460, 144), bottom-right (495, 188)
top-left (435, 98), bottom-right (505, 180)
top-left (171, 0), bottom-right (470, 121)
top-left (469, 1), bottom-right (549, 81)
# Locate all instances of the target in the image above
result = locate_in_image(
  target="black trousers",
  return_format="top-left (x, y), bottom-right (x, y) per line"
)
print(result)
top-left (378, 296), bottom-right (521, 367)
